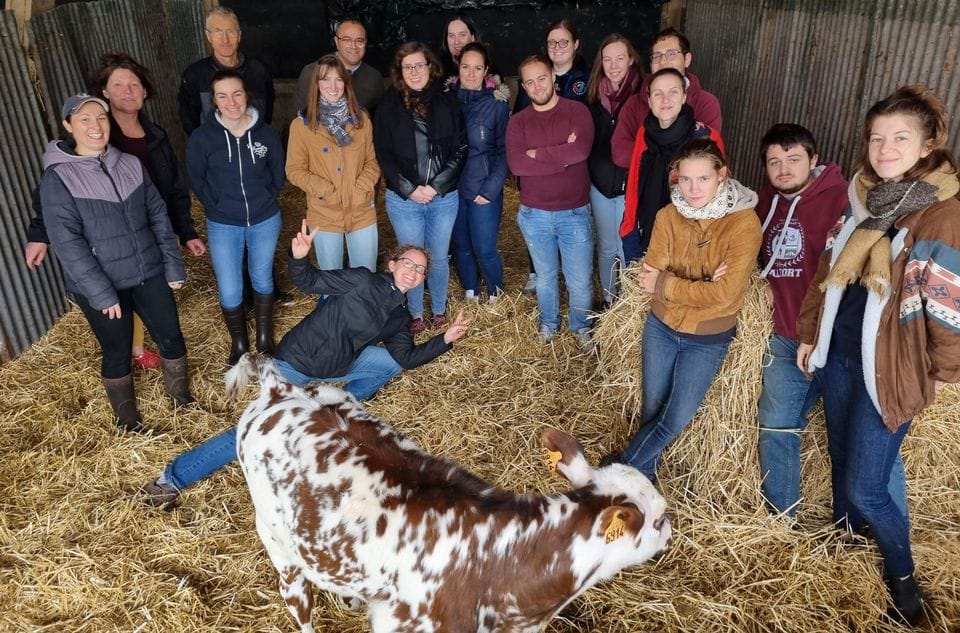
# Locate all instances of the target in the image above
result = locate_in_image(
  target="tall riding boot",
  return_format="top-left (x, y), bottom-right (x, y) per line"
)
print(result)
top-left (160, 355), bottom-right (195, 407)
top-left (253, 292), bottom-right (274, 354)
top-left (222, 305), bottom-right (249, 366)
top-left (102, 374), bottom-right (143, 432)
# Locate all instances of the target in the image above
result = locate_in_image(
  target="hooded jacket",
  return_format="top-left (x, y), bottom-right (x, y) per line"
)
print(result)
top-left (286, 110), bottom-right (380, 233)
top-left (448, 77), bottom-right (510, 201)
top-left (611, 71), bottom-right (722, 168)
top-left (646, 179), bottom-right (762, 335)
top-left (797, 169), bottom-right (960, 431)
top-left (276, 254), bottom-right (452, 378)
top-left (39, 142), bottom-right (185, 310)
top-left (756, 163), bottom-right (848, 340)
top-left (374, 85), bottom-right (467, 200)
top-left (186, 107), bottom-right (285, 227)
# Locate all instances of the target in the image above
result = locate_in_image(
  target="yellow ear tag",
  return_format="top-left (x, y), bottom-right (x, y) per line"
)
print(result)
top-left (543, 448), bottom-right (562, 472)
top-left (604, 515), bottom-right (627, 543)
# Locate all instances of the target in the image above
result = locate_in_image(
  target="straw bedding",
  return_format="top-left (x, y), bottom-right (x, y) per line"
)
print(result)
top-left (0, 182), bottom-right (957, 632)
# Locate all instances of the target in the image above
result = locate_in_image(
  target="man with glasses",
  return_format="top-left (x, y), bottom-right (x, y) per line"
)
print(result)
top-left (140, 223), bottom-right (471, 508)
top-left (506, 55), bottom-right (596, 352)
top-left (177, 6), bottom-right (274, 136)
top-left (293, 19), bottom-right (385, 115)
top-left (611, 27), bottom-right (721, 168)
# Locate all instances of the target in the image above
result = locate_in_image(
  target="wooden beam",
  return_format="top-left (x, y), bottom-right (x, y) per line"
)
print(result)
top-left (660, 0), bottom-right (688, 31)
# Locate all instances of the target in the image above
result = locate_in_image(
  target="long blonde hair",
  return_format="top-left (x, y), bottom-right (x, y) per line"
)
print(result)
top-left (304, 54), bottom-right (364, 132)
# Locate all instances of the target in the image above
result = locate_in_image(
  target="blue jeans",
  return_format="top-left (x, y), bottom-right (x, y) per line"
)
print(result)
top-left (517, 204), bottom-right (594, 333)
top-left (311, 223), bottom-right (378, 272)
top-left (821, 349), bottom-right (912, 576)
top-left (620, 313), bottom-right (731, 479)
top-left (385, 188), bottom-right (459, 317)
top-left (206, 213), bottom-right (281, 309)
top-left (160, 346), bottom-right (402, 491)
top-left (589, 186), bottom-right (625, 304)
top-left (452, 193), bottom-right (504, 295)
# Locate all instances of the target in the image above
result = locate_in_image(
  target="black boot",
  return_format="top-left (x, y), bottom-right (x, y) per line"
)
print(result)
top-left (222, 305), bottom-right (249, 366)
top-left (102, 374), bottom-right (143, 432)
top-left (886, 574), bottom-right (926, 626)
top-left (160, 355), bottom-right (195, 407)
top-left (253, 292), bottom-right (274, 354)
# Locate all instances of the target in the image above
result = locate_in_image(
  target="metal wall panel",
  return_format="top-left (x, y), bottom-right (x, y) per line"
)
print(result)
top-left (685, 0), bottom-right (960, 189)
top-left (0, 11), bottom-right (67, 362)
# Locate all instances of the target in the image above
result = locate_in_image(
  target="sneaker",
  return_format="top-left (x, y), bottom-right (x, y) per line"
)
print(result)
top-left (409, 317), bottom-right (427, 335)
top-left (274, 288), bottom-right (297, 307)
top-left (141, 478), bottom-right (180, 509)
top-left (431, 313), bottom-right (447, 328)
top-left (537, 325), bottom-right (556, 344)
top-left (574, 328), bottom-right (598, 352)
top-left (522, 273), bottom-right (538, 296)
top-left (487, 292), bottom-right (500, 305)
top-left (464, 290), bottom-right (479, 302)
top-left (132, 348), bottom-right (161, 370)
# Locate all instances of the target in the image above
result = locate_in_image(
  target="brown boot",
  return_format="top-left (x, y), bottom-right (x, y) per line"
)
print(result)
top-left (102, 374), bottom-right (143, 431)
top-left (253, 293), bottom-right (274, 354)
top-left (222, 305), bottom-right (249, 366)
top-left (160, 355), bottom-right (195, 407)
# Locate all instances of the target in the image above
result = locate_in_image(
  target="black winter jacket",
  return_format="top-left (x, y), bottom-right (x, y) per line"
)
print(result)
top-left (28, 116), bottom-right (198, 245)
top-left (39, 142), bottom-right (185, 310)
top-left (373, 86), bottom-right (467, 199)
top-left (587, 101), bottom-right (629, 199)
top-left (178, 53), bottom-right (274, 136)
top-left (275, 255), bottom-right (451, 378)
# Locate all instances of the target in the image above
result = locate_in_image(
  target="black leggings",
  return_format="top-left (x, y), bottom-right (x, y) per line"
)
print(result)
top-left (74, 274), bottom-right (187, 378)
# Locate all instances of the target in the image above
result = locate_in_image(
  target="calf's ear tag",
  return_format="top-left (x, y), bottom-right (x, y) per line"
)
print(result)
top-left (604, 515), bottom-right (627, 543)
top-left (543, 448), bottom-right (562, 472)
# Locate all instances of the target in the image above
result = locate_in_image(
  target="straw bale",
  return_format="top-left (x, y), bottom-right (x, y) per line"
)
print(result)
top-left (0, 181), bottom-right (957, 632)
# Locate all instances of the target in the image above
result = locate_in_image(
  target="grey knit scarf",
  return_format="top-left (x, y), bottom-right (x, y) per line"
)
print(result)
top-left (318, 96), bottom-right (353, 146)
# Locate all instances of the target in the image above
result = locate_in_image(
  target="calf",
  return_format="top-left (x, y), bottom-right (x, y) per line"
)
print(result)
top-left (230, 354), bottom-right (672, 633)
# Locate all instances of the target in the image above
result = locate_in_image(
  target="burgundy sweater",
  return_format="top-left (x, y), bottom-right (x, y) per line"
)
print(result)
top-left (506, 97), bottom-right (594, 211)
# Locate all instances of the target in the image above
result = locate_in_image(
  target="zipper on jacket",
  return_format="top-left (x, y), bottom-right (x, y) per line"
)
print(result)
top-left (235, 136), bottom-right (252, 226)
top-left (100, 156), bottom-right (147, 274)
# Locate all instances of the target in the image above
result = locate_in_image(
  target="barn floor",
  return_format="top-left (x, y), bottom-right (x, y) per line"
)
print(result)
top-left (1, 182), bottom-right (958, 632)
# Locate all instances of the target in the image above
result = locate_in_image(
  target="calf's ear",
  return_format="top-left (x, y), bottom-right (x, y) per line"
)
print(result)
top-left (541, 427), bottom-right (592, 487)
top-left (597, 506), bottom-right (645, 543)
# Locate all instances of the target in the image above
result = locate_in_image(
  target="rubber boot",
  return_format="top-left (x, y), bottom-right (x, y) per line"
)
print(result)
top-left (160, 355), bottom-right (195, 407)
top-left (253, 292), bottom-right (274, 354)
top-left (102, 374), bottom-right (143, 432)
top-left (222, 305), bottom-right (249, 366)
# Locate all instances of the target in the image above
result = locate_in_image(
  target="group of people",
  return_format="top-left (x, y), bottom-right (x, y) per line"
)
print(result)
top-left (23, 6), bottom-right (960, 628)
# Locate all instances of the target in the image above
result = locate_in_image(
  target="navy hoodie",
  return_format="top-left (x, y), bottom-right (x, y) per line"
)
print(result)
top-left (186, 107), bottom-right (285, 227)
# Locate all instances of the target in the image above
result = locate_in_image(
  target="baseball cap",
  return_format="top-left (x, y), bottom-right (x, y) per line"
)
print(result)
top-left (61, 93), bottom-right (109, 119)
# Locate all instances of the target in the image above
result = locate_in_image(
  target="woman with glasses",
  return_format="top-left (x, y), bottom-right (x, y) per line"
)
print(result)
top-left (287, 54), bottom-right (380, 274)
top-left (374, 41), bottom-right (467, 334)
top-left (141, 225), bottom-right (472, 507)
top-left (513, 18), bottom-right (589, 113)
top-left (585, 34), bottom-right (644, 307)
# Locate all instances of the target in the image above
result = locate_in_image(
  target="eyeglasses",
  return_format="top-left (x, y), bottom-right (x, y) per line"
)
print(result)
top-left (398, 257), bottom-right (426, 274)
top-left (337, 35), bottom-right (366, 46)
top-left (401, 62), bottom-right (429, 73)
top-left (650, 49), bottom-right (683, 63)
top-left (206, 28), bottom-right (239, 38)
top-left (546, 38), bottom-right (571, 50)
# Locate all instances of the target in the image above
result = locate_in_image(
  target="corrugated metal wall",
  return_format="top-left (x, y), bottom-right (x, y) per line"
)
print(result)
top-left (685, 0), bottom-right (960, 189)
top-left (0, 0), bottom-right (203, 362)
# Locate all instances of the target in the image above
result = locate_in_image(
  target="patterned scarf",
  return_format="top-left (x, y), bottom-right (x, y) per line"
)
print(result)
top-left (599, 66), bottom-right (640, 116)
top-left (821, 174), bottom-right (939, 294)
top-left (671, 177), bottom-right (758, 221)
top-left (318, 96), bottom-right (353, 146)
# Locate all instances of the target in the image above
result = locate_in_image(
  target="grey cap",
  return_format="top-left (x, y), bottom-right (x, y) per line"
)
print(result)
top-left (61, 93), bottom-right (109, 120)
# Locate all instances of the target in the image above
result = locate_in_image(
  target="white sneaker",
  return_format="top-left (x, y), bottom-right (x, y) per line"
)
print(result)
top-left (464, 289), bottom-right (479, 302)
top-left (522, 273), bottom-right (537, 296)
top-left (487, 293), bottom-right (500, 305)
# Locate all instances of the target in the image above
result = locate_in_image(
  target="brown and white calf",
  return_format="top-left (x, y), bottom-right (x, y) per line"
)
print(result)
top-left (229, 354), bottom-right (672, 633)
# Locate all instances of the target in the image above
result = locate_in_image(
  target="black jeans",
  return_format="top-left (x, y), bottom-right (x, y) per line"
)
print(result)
top-left (74, 274), bottom-right (187, 378)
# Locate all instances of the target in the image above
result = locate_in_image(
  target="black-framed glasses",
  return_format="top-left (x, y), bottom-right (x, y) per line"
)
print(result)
top-left (399, 258), bottom-right (426, 274)
top-left (650, 49), bottom-right (683, 63)
top-left (546, 38), bottom-right (571, 50)
top-left (337, 35), bottom-right (366, 46)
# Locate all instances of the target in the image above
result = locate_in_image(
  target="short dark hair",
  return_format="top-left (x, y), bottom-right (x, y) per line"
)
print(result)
top-left (210, 69), bottom-right (247, 95)
top-left (518, 54), bottom-right (552, 79)
top-left (91, 52), bottom-right (157, 101)
top-left (759, 123), bottom-right (818, 163)
top-left (457, 41), bottom-right (490, 70)
top-left (653, 27), bottom-right (690, 54)
top-left (646, 68), bottom-right (686, 96)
